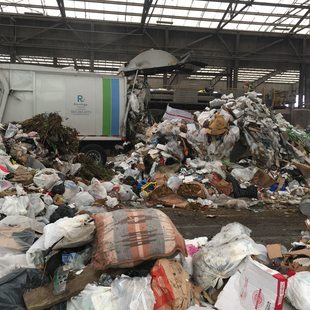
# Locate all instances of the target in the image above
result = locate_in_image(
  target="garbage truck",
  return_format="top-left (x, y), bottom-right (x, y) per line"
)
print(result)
top-left (0, 63), bottom-right (127, 164)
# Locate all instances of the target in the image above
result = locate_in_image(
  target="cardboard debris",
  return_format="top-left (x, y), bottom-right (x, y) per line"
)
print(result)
top-left (23, 266), bottom-right (102, 310)
top-left (215, 257), bottom-right (287, 310)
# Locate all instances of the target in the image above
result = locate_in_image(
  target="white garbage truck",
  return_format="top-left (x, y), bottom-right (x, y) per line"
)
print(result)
top-left (0, 63), bottom-right (127, 163)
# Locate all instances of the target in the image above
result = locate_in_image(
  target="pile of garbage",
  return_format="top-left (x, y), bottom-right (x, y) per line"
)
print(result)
top-left (0, 91), bottom-right (310, 309)
top-left (108, 91), bottom-right (310, 210)
top-left (1, 209), bottom-right (310, 309)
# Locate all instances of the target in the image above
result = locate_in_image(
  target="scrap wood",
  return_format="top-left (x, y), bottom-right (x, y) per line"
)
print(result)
top-left (23, 265), bottom-right (102, 310)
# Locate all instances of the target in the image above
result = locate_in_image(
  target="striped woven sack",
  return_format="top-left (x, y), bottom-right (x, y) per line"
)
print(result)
top-left (92, 208), bottom-right (187, 270)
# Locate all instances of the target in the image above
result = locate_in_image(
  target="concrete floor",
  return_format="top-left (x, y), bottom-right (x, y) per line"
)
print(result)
top-left (164, 207), bottom-right (306, 248)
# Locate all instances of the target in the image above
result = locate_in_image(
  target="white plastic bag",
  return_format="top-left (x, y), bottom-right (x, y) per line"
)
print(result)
top-left (88, 178), bottom-right (107, 200)
top-left (28, 193), bottom-right (45, 217)
top-left (70, 191), bottom-right (95, 207)
top-left (167, 176), bottom-right (183, 192)
top-left (111, 275), bottom-right (155, 310)
top-left (129, 93), bottom-right (140, 113)
top-left (27, 214), bottom-right (93, 265)
top-left (33, 168), bottom-right (60, 190)
top-left (0, 195), bottom-right (29, 216)
top-left (231, 167), bottom-right (256, 183)
top-left (193, 223), bottom-right (259, 289)
top-left (67, 284), bottom-right (113, 310)
top-left (286, 272), bottom-right (310, 310)
top-left (63, 180), bottom-right (80, 201)
top-left (106, 196), bottom-right (118, 208)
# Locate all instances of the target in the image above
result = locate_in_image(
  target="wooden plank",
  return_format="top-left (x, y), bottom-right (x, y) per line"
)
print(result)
top-left (23, 265), bottom-right (102, 310)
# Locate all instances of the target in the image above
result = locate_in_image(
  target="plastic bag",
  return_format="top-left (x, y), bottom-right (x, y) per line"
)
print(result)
top-left (192, 223), bottom-right (259, 289)
top-left (67, 284), bottom-right (113, 310)
top-left (129, 93), bottom-right (140, 113)
top-left (231, 167), bottom-right (256, 183)
top-left (106, 196), bottom-right (118, 208)
top-left (63, 180), bottom-right (80, 202)
top-left (0, 268), bottom-right (49, 309)
top-left (27, 214), bottom-right (93, 266)
top-left (0, 253), bottom-right (35, 279)
top-left (0, 195), bottom-right (29, 216)
top-left (27, 193), bottom-right (45, 217)
top-left (88, 178), bottom-right (107, 200)
top-left (286, 271), bottom-right (310, 310)
top-left (4, 123), bottom-right (18, 139)
top-left (33, 168), bottom-right (60, 190)
top-left (167, 176), bottom-right (183, 192)
top-left (111, 275), bottom-right (155, 310)
top-left (70, 191), bottom-right (95, 207)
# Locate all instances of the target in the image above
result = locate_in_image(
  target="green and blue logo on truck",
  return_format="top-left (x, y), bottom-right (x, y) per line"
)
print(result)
top-left (102, 78), bottom-right (120, 136)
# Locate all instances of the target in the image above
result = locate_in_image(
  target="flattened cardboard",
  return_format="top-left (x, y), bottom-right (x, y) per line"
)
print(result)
top-left (267, 244), bottom-right (283, 259)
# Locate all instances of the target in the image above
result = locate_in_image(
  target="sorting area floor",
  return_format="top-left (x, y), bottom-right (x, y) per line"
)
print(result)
top-left (164, 207), bottom-right (305, 249)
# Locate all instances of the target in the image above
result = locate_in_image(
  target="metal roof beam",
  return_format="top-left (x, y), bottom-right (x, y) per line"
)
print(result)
top-left (141, 0), bottom-right (153, 27)
top-left (290, 8), bottom-right (310, 34)
top-left (56, 0), bottom-right (66, 18)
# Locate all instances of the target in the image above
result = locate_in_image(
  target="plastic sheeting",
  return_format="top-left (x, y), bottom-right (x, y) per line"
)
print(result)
top-left (0, 268), bottom-right (48, 309)
top-left (111, 275), bottom-right (155, 310)
top-left (192, 223), bottom-right (259, 289)
top-left (286, 271), bottom-right (310, 310)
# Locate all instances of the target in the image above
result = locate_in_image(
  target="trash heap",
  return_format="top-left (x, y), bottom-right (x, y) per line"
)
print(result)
top-left (0, 93), bottom-right (310, 309)
top-left (110, 91), bottom-right (310, 210)
top-left (1, 208), bottom-right (310, 309)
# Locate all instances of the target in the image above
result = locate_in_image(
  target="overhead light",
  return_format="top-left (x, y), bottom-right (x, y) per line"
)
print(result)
top-left (156, 20), bottom-right (173, 25)
top-left (274, 26), bottom-right (291, 31)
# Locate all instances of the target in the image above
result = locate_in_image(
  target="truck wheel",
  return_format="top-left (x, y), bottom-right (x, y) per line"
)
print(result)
top-left (80, 144), bottom-right (107, 165)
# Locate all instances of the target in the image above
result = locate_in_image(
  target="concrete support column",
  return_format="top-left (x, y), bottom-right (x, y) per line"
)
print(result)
top-left (298, 63), bottom-right (305, 108)
top-left (226, 67), bottom-right (233, 90)
top-left (305, 64), bottom-right (310, 109)
top-left (53, 57), bottom-right (57, 67)
top-left (233, 61), bottom-right (239, 89)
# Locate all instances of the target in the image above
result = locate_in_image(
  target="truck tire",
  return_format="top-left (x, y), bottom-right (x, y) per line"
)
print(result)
top-left (80, 144), bottom-right (107, 165)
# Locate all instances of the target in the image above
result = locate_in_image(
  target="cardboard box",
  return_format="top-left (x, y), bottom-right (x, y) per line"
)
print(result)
top-left (215, 257), bottom-right (287, 310)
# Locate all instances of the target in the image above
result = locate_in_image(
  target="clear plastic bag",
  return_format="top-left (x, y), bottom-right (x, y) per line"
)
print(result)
top-left (67, 284), bottom-right (113, 310)
top-left (286, 271), bottom-right (310, 310)
top-left (111, 275), bottom-right (155, 310)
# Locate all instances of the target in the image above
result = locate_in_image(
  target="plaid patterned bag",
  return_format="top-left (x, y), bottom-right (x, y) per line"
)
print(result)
top-left (92, 208), bottom-right (187, 270)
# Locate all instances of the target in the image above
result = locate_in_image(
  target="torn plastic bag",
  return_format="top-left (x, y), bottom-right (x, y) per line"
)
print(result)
top-left (0, 215), bottom-right (44, 234)
top-left (192, 223), bottom-right (259, 289)
top-left (286, 271), bottom-right (310, 310)
top-left (33, 168), bottom-right (61, 190)
top-left (87, 178), bottom-right (107, 200)
top-left (0, 195), bottom-right (29, 216)
top-left (67, 284), bottom-right (113, 310)
top-left (0, 268), bottom-right (48, 309)
top-left (111, 275), bottom-right (155, 310)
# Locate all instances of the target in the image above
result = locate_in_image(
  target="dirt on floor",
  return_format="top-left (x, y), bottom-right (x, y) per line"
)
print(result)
top-left (163, 206), bottom-right (306, 249)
